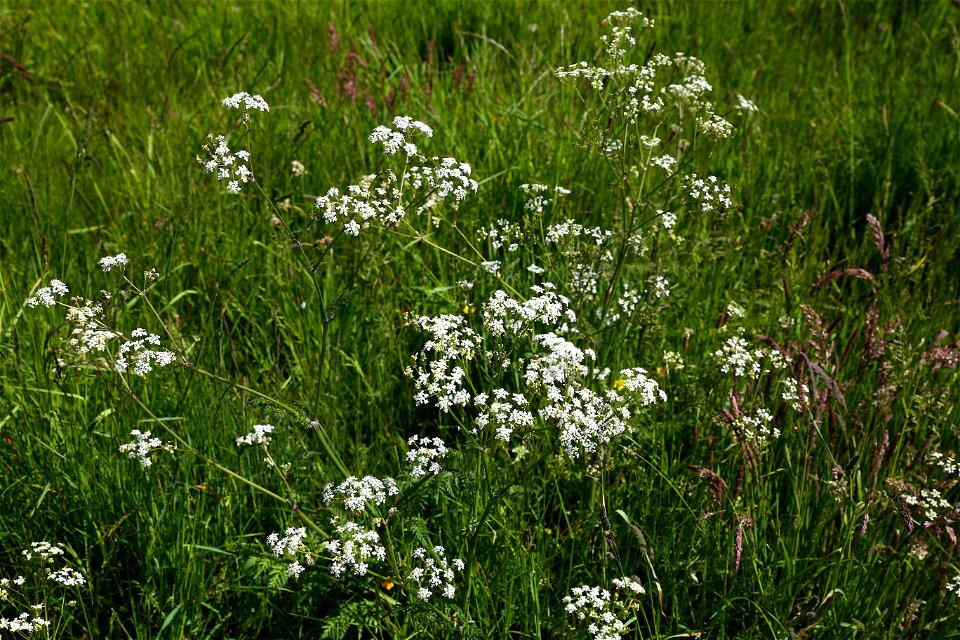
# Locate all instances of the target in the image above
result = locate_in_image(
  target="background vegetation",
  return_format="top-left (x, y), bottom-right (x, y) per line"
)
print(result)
top-left (1, 0), bottom-right (959, 637)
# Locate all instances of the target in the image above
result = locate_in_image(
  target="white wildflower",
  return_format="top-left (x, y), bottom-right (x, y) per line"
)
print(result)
top-left (26, 279), bottom-right (69, 308)
top-left (563, 584), bottom-right (629, 640)
top-left (406, 436), bottom-right (449, 478)
top-left (221, 91), bottom-right (269, 112)
top-left (481, 260), bottom-right (501, 274)
top-left (202, 134), bottom-right (255, 195)
top-left (46, 567), bottom-right (85, 587)
top-left (236, 423), bottom-right (275, 447)
top-left (715, 336), bottom-right (763, 379)
top-left (116, 328), bottom-right (176, 376)
top-left (266, 527), bottom-right (314, 579)
top-left (323, 476), bottom-right (399, 512)
top-left (736, 94), bottom-right (759, 112)
top-left (652, 275), bottom-right (670, 298)
top-left (324, 519), bottom-right (386, 577)
top-left (405, 314), bottom-right (479, 412)
top-left (407, 546), bottom-right (464, 600)
top-left (98, 253), bottom-right (128, 272)
top-left (651, 154), bottom-right (676, 171)
top-left (731, 407), bottom-right (779, 444)
top-left (684, 174), bottom-right (733, 214)
top-left (946, 573), bottom-right (960, 598)
top-left (119, 430), bottom-right (172, 467)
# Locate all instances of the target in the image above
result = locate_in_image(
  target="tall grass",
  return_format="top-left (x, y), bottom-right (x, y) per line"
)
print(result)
top-left (1, 1), bottom-right (959, 638)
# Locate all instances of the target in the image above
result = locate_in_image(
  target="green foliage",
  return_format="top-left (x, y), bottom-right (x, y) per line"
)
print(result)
top-left (2, 1), bottom-right (959, 638)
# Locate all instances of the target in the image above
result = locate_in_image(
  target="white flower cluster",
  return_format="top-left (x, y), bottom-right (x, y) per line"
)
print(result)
top-left (202, 134), bottom-right (254, 195)
top-left (611, 576), bottom-right (645, 594)
top-left (521, 182), bottom-right (570, 214)
top-left (2, 542), bottom-right (86, 632)
top-left (571, 263), bottom-right (600, 296)
top-left (63, 296), bottom-right (114, 355)
top-left (266, 527), bottom-right (314, 579)
top-left (715, 336), bottom-right (764, 379)
top-left (236, 423), bottom-right (275, 447)
top-left (405, 314), bottom-right (479, 412)
top-left (556, 8), bottom-right (736, 139)
top-left (322, 476), bottom-right (399, 512)
top-left (315, 117), bottom-right (477, 236)
top-left (369, 115), bottom-right (433, 156)
top-left (480, 260), bottom-right (501, 275)
top-left (725, 302), bottom-right (745, 319)
top-left (736, 94), bottom-right (759, 112)
top-left (902, 488), bottom-right (954, 522)
top-left (652, 275), bottom-right (670, 298)
top-left (22, 541), bottom-right (63, 562)
top-left (221, 91), bottom-right (270, 113)
top-left (947, 573), bottom-right (960, 598)
top-left (45, 567), bottom-right (86, 587)
top-left (618, 368), bottom-right (668, 406)
top-left (663, 351), bottom-right (685, 371)
top-left (119, 430), bottom-right (173, 467)
top-left (611, 286), bottom-right (641, 324)
top-left (699, 112), bottom-right (734, 139)
top-left (781, 379), bottom-right (810, 412)
top-left (519, 334), bottom-right (653, 457)
top-left (408, 546), bottom-right (465, 600)
top-left (479, 218), bottom-right (523, 252)
top-left (408, 284), bottom-right (665, 457)
top-left (482, 283), bottom-right (577, 338)
top-left (548, 386), bottom-right (633, 458)
top-left (555, 8), bottom-right (655, 90)
top-left (98, 253), bottom-right (128, 272)
top-left (474, 389), bottom-right (534, 442)
top-left (324, 519), bottom-right (386, 577)
top-left (659, 210), bottom-right (677, 229)
top-left (0, 608), bottom-right (50, 633)
top-left (26, 279), bottom-right (69, 308)
top-left (930, 451), bottom-right (960, 475)
top-left (546, 220), bottom-right (611, 246)
top-left (406, 436), bottom-right (449, 478)
top-left (651, 154), bottom-right (676, 171)
top-left (406, 157), bottom-right (478, 207)
top-left (563, 583), bottom-right (630, 640)
top-left (524, 333), bottom-right (595, 389)
top-left (732, 407), bottom-right (778, 444)
top-left (115, 328), bottom-right (177, 376)
top-left (684, 174), bottom-right (733, 213)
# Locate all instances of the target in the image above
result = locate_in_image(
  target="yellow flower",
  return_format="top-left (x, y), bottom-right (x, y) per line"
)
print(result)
top-left (381, 577), bottom-right (395, 591)
top-left (613, 378), bottom-right (626, 390)
top-left (463, 304), bottom-right (476, 314)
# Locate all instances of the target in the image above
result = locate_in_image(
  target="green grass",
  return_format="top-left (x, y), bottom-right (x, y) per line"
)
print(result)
top-left (1, 1), bottom-right (959, 638)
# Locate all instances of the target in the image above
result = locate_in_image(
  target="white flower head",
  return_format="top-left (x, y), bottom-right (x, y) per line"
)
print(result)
top-left (323, 475), bottom-right (399, 512)
top-left (202, 134), bottom-right (255, 195)
top-left (99, 253), bottom-right (128, 272)
top-left (324, 519), bottom-right (386, 577)
top-left (406, 436), bottom-right (450, 477)
top-left (116, 328), bottom-right (176, 376)
top-left (26, 279), bottom-right (69, 308)
top-left (407, 546), bottom-right (464, 600)
top-left (236, 424), bottom-right (275, 447)
top-left (119, 430), bottom-right (173, 467)
top-left (222, 91), bottom-right (270, 112)
top-left (266, 527), bottom-right (315, 579)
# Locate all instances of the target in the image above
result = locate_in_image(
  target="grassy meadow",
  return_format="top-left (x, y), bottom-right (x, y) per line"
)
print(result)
top-left (2, 0), bottom-right (960, 637)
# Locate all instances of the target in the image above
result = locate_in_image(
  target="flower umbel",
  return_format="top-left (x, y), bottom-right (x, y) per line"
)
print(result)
top-left (119, 430), bottom-right (174, 467)
top-left (407, 546), bottom-right (465, 600)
